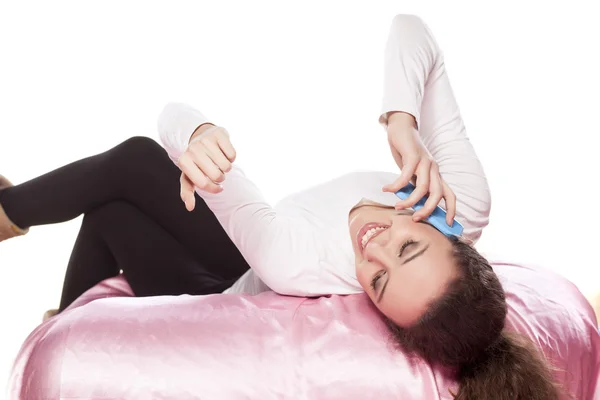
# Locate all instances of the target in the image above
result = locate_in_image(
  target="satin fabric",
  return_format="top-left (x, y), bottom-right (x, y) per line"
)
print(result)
top-left (8, 260), bottom-right (600, 400)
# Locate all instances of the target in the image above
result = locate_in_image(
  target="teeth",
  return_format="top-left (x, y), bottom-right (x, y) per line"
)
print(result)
top-left (361, 226), bottom-right (387, 247)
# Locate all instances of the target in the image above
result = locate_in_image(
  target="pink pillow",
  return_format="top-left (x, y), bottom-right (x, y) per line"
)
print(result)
top-left (8, 260), bottom-right (600, 399)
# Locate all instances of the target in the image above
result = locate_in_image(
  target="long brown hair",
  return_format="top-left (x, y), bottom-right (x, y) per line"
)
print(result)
top-left (386, 237), bottom-right (562, 399)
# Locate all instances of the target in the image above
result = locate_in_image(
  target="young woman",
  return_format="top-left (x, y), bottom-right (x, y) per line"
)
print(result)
top-left (1, 14), bottom-right (561, 399)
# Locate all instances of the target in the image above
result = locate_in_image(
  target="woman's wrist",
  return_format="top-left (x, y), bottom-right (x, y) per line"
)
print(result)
top-left (387, 111), bottom-right (416, 129)
top-left (387, 113), bottom-right (418, 144)
top-left (189, 122), bottom-right (217, 144)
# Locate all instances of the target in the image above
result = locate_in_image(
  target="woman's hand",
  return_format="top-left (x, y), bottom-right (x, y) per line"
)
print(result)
top-left (178, 124), bottom-right (236, 211)
top-left (382, 112), bottom-right (456, 225)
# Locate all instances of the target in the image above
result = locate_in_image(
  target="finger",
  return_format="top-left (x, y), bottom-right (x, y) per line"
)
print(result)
top-left (179, 154), bottom-right (223, 194)
top-left (442, 180), bottom-right (457, 226)
top-left (382, 157), bottom-right (418, 192)
top-left (180, 172), bottom-right (196, 212)
top-left (189, 145), bottom-right (226, 184)
top-left (217, 133), bottom-right (237, 163)
top-left (203, 140), bottom-right (233, 175)
top-left (413, 166), bottom-right (443, 221)
top-left (394, 160), bottom-right (431, 210)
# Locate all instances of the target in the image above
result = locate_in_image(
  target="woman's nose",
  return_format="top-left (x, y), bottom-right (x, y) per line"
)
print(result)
top-left (363, 237), bottom-right (393, 265)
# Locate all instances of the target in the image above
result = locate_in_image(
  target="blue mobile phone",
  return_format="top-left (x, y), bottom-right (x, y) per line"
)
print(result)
top-left (395, 182), bottom-right (463, 237)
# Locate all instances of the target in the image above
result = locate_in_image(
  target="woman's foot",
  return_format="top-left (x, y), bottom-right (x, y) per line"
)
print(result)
top-left (0, 175), bottom-right (29, 242)
top-left (42, 309), bottom-right (59, 322)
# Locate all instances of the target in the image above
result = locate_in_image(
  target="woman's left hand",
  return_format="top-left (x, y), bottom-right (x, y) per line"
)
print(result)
top-left (382, 113), bottom-right (456, 225)
top-left (178, 124), bottom-right (236, 211)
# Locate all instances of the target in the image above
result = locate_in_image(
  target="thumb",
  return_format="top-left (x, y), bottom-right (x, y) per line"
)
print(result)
top-left (180, 172), bottom-right (196, 212)
top-left (383, 161), bottom-right (417, 193)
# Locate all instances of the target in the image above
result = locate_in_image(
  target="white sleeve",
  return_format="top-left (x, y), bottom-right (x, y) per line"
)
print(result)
top-left (157, 102), bottom-right (211, 163)
top-left (379, 15), bottom-right (491, 243)
top-left (157, 102), bottom-right (322, 295)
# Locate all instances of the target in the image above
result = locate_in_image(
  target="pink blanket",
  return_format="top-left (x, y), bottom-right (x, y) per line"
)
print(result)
top-left (8, 260), bottom-right (600, 399)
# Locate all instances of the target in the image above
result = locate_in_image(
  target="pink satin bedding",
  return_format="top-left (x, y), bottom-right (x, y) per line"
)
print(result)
top-left (8, 260), bottom-right (600, 400)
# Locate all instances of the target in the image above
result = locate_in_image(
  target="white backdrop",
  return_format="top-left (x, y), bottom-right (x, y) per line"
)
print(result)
top-left (1, 0), bottom-right (599, 390)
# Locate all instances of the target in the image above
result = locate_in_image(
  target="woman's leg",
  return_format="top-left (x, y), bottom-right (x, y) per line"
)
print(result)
top-left (59, 200), bottom-right (234, 312)
top-left (0, 136), bottom-right (250, 280)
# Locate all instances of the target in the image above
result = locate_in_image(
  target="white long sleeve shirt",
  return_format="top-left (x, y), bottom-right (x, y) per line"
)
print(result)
top-left (158, 15), bottom-right (491, 296)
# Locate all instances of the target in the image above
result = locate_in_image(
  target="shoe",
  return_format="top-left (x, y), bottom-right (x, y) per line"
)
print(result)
top-left (43, 308), bottom-right (59, 322)
top-left (0, 175), bottom-right (11, 190)
top-left (0, 175), bottom-right (29, 242)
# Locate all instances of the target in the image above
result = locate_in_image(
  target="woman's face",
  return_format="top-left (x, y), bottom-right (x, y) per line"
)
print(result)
top-left (349, 205), bottom-right (457, 327)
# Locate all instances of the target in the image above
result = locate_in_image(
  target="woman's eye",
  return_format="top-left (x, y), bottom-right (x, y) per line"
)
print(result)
top-left (397, 239), bottom-right (417, 257)
top-left (370, 272), bottom-right (385, 291)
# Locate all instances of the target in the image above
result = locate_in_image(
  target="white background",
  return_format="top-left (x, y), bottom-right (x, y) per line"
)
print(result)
top-left (1, 0), bottom-right (599, 391)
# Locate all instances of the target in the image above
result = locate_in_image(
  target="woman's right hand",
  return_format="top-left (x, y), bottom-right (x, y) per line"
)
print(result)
top-left (178, 124), bottom-right (237, 211)
top-left (382, 112), bottom-right (456, 225)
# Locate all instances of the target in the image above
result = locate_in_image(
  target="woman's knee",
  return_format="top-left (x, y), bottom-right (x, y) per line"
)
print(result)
top-left (111, 136), bottom-right (166, 165)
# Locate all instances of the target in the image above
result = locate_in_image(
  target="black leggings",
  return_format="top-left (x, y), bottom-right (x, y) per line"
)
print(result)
top-left (0, 136), bottom-right (250, 312)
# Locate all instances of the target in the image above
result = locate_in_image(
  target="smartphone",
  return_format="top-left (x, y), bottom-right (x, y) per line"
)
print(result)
top-left (395, 182), bottom-right (464, 237)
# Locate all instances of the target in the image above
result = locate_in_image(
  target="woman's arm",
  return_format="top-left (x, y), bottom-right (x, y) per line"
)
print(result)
top-left (158, 102), bottom-right (214, 163)
top-left (380, 15), bottom-right (491, 243)
top-left (157, 103), bottom-right (323, 295)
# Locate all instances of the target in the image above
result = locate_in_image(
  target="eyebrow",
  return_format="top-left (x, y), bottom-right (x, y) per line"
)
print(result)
top-left (401, 244), bottom-right (429, 265)
top-left (377, 279), bottom-right (389, 303)
top-left (376, 243), bottom-right (430, 303)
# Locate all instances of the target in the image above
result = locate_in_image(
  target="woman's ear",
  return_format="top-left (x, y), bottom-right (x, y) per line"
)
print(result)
top-left (458, 236), bottom-right (474, 247)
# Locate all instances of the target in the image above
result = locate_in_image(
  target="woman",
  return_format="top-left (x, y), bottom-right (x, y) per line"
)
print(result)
top-left (1, 15), bottom-right (561, 399)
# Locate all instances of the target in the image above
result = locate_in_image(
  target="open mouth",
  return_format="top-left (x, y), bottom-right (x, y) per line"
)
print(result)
top-left (357, 223), bottom-right (390, 253)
